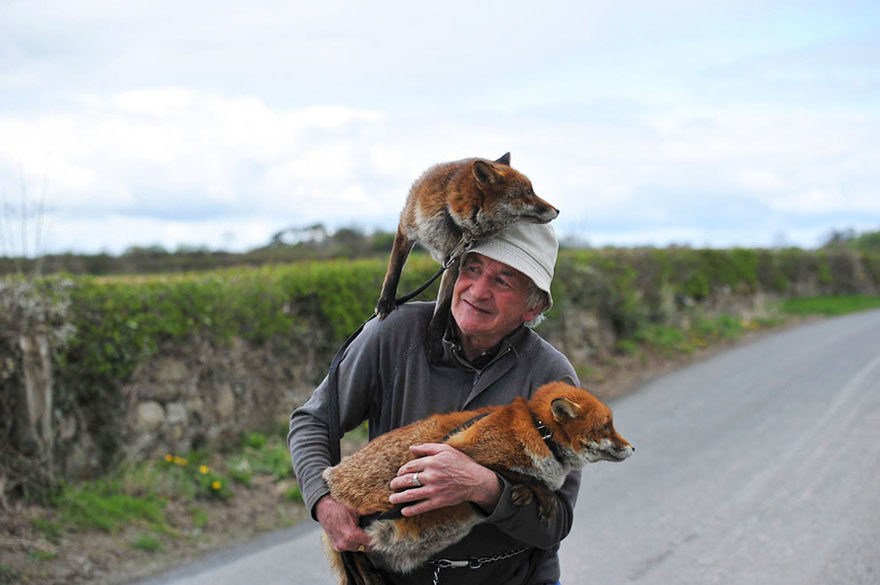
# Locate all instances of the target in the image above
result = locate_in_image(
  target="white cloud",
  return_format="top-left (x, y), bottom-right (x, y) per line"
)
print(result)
top-left (0, 89), bottom-right (387, 222)
top-left (1, 1), bottom-right (878, 255)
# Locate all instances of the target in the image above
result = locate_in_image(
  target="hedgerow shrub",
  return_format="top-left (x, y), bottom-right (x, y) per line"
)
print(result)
top-left (50, 256), bottom-right (443, 468)
top-left (3, 247), bottom-right (878, 489)
top-left (550, 247), bottom-right (879, 348)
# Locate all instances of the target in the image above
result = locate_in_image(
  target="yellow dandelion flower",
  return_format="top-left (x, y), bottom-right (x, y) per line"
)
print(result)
top-left (199, 465), bottom-right (210, 475)
top-left (164, 454), bottom-right (174, 463)
top-left (174, 456), bottom-right (188, 466)
top-left (210, 480), bottom-right (222, 491)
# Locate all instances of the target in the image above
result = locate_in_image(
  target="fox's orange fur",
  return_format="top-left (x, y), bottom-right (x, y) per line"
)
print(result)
top-left (322, 381), bottom-right (633, 583)
top-left (375, 153), bottom-right (558, 334)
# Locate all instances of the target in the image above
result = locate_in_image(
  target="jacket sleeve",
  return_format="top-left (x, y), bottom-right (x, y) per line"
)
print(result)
top-left (287, 318), bottom-right (383, 518)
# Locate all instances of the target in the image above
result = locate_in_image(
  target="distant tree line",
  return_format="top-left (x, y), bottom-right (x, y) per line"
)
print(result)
top-left (0, 225), bottom-right (397, 276)
top-left (822, 228), bottom-right (880, 253)
top-left (1, 225), bottom-right (878, 277)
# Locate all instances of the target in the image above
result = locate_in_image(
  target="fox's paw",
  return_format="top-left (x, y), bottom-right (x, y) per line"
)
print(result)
top-left (511, 484), bottom-right (534, 507)
top-left (537, 497), bottom-right (558, 525)
top-left (534, 489), bottom-right (559, 526)
top-left (375, 296), bottom-right (396, 320)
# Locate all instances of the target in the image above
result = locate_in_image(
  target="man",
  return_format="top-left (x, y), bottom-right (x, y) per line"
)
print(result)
top-left (289, 222), bottom-right (579, 585)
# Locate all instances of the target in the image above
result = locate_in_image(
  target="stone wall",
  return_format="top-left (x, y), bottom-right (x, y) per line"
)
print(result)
top-left (109, 335), bottom-right (327, 467)
top-left (112, 291), bottom-right (777, 468)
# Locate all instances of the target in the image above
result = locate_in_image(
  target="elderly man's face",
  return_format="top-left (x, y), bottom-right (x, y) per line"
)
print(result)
top-left (451, 253), bottom-right (541, 353)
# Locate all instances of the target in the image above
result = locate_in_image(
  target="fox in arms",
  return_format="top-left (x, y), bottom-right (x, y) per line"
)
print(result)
top-left (322, 381), bottom-right (634, 584)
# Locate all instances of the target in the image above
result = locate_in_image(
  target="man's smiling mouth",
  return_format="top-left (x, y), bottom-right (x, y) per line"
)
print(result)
top-left (462, 299), bottom-right (492, 314)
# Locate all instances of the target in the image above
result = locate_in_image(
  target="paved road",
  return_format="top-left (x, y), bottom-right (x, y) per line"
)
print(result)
top-left (135, 310), bottom-right (880, 585)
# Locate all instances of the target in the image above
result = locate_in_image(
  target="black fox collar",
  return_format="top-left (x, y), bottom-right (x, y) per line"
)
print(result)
top-left (441, 412), bottom-right (491, 442)
top-left (531, 412), bottom-right (567, 465)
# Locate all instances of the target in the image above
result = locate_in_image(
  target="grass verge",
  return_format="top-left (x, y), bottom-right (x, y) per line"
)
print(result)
top-left (779, 295), bottom-right (880, 316)
top-left (3, 427), bottom-right (306, 585)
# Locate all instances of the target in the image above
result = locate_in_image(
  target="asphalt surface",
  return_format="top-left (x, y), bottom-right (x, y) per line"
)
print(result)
top-left (134, 309), bottom-right (880, 585)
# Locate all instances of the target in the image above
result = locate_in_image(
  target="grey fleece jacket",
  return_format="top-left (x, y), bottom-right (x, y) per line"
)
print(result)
top-left (288, 301), bottom-right (581, 585)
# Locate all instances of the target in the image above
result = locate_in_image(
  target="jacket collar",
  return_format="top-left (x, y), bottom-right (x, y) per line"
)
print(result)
top-left (439, 323), bottom-right (533, 408)
top-left (442, 322), bottom-right (527, 372)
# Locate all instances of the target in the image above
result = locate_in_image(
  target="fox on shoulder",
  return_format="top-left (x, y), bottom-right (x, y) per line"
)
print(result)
top-left (322, 381), bottom-right (633, 584)
top-left (375, 153), bottom-right (558, 355)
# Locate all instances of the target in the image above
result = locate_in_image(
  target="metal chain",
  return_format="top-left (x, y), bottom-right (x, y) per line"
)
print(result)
top-left (430, 547), bottom-right (529, 585)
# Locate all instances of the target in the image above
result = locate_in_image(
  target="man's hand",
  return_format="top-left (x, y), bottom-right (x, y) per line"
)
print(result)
top-left (315, 495), bottom-right (372, 552)
top-left (388, 443), bottom-right (502, 516)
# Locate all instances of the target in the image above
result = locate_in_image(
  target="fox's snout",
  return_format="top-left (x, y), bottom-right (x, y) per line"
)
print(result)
top-left (605, 432), bottom-right (634, 461)
top-left (536, 201), bottom-right (559, 220)
top-left (609, 442), bottom-right (635, 461)
top-left (586, 438), bottom-right (634, 463)
top-left (517, 195), bottom-right (559, 223)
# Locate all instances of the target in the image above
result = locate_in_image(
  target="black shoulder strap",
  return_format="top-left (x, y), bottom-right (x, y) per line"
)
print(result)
top-left (324, 265), bottom-right (449, 465)
top-left (325, 314), bottom-right (375, 465)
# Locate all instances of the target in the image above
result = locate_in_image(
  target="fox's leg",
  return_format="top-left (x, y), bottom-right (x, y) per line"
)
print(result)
top-left (425, 266), bottom-right (457, 363)
top-left (324, 533), bottom-right (357, 585)
top-left (500, 469), bottom-right (560, 527)
top-left (510, 482), bottom-right (559, 526)
top-left (433, 263), bottom-right (458, 317)
top-left (376, 227), bottom-right (414, 319)
top-left (324, 532), bottom-right (387, 585)
top-left (350, 553), bottom-right (388, 585)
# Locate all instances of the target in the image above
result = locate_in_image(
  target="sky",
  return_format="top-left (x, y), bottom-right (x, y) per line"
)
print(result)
top-left (1, 0), bottom-right (878, 256)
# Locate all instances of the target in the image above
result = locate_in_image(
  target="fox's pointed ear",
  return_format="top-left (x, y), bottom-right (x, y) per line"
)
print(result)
top-left (551, 397), bottom-right (582, 421)
top-left (494, 152), bottom-right (511, 166)
top-left (473, 160), bottom-right (501, 185)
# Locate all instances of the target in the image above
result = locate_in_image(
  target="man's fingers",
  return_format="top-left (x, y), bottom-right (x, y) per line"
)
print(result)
top-left (395, 443), bottom-right (453, 477)
top-left (389, 470), bottom-right (427, 492)
top-left (316, 496), bottom-right (372, 552)
top-left (399, 500), bottom-right (431, 517)
top-left (328, 526), bottom-right (371, 552)
top-left (407, 443), bottom-right (449, 457)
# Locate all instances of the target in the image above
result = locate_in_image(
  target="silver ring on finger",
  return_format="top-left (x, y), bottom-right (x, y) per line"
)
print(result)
top-left (411, 472), bottom-right (422, 487)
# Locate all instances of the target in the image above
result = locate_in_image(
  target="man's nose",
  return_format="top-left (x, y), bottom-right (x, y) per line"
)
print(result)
top-left (469, 274), bottom-right (493, 298)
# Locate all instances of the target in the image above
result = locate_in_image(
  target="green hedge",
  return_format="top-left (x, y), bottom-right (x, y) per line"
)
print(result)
top-left (53, 247), bottom-right (880, 385)
top-left (5, 247), bottom-right (879, 475)
top-left (550, 247), bottom-right (878, 337)
top-left (49, 255), bottom-right (442, 466)
top-left (57, 246), bottom-right (880, 403)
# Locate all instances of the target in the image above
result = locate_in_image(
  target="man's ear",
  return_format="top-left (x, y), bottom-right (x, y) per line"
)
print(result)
top-left (521, 304), bottom-right (542, 325)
